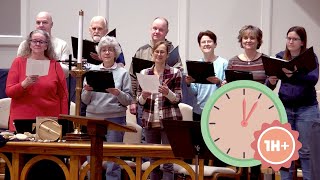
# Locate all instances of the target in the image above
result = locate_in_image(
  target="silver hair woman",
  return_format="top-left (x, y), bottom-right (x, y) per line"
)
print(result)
top-left (82, 35), bottom-right (132, 180)
top-left (18, 29), bottom-right (56, 60)
top-left (96, 35), bottom-right (122, 60)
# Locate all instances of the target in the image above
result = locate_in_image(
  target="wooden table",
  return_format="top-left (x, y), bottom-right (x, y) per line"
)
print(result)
top-left (0, 141), bottom-right (198, 180)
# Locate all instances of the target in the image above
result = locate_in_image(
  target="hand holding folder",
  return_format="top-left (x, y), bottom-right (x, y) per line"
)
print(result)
top-left (186, 61), bottom-right (215, 84)
top-left (72, 29), bottom-right (117, 65)
top-left (262, 47), bottom-right (317, 79)
top-left (85, 70), bottom-right (115, 93)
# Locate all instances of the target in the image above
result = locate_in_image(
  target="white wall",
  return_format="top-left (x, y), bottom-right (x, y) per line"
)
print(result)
top-left (0, 0), bottom-right (319, 87)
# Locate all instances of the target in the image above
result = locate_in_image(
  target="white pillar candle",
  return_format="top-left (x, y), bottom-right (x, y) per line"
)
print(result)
top-left (77, 10), bottom-right (84, 63)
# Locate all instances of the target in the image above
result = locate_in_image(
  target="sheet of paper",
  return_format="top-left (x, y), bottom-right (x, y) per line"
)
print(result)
top-left (136, 73), bottom-right (160, 94)
top-left (26, 59), bottom-right (50, 76)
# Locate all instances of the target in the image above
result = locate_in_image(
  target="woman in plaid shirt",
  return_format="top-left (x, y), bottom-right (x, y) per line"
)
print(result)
top-left (137, 41), bottom-right (182, 180)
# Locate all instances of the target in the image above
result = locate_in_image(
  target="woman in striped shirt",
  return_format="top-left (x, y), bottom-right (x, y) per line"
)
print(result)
top-left (226, 25), bottom-right (266, 84)
top-left (226, 25), bottom-right (266, 180)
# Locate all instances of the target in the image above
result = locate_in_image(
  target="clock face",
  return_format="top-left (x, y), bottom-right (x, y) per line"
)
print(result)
top-left (201, 80), bottom-right (288, 167)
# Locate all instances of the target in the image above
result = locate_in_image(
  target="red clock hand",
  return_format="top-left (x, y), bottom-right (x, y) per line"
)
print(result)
top-left (241, 101), bottom-right (258, 127)
top-left (242, 98), bottom-right (246, 123)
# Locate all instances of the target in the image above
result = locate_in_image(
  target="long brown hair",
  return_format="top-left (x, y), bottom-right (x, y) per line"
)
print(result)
top-left (283, 26), bottom-right (307, 60)
top-left (19, 29), bottom-right (56, 60)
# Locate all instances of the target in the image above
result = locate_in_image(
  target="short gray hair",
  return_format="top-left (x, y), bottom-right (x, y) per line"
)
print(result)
top-left (96, 36), bottom-right (121, 59)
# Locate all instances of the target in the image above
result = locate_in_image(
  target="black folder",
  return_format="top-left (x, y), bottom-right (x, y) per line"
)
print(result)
top-left (106, 28), bottom-right (116, 37)
top-left (72, 37), bottom-right (99, 65)
top-left (186, 61), bottom-right (215, 84)
top-left (262, 47), bottom-right (317, 79)
top-left (85, 70), bottom-right (115, 93)
top-left (167, 46), bottom-right (180, 67)
top-left (72, 29), bottom-right (117, 65)
top-left (225, 69), bottom-right (253, 82)
top-left (132, 57), bottom-right (154, 75)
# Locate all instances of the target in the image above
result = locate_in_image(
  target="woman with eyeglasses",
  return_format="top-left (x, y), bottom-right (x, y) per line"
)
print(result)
top-left (6, 29), bottom-right (68, 131)
top-left (137, 41), bottom-right (182, 180)
top-left (5, 29), bottom-right (68, 179)
top-left (81, 36), bottom-right (132, 180)
top-left (267, 26), bottom-right (319, 180)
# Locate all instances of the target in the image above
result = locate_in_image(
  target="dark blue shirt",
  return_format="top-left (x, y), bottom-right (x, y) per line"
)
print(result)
top-left (275, 51), bottom-right (319, 107)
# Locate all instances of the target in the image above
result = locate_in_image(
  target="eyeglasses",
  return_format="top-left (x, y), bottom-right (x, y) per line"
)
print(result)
top-left (286, 37), bottom-right (301, 42)
top-left (30, 39), bottom-right (48, 45)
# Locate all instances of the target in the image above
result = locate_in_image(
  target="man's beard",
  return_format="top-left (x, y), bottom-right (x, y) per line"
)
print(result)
top-left (93, 36), bottom-right (101, 42)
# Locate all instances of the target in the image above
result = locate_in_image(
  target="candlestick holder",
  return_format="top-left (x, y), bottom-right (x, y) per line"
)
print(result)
top-left (64, 63), bottom-right (90, 141)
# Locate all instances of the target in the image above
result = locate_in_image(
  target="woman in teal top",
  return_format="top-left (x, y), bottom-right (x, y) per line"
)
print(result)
top-left (185, 30), bottom-right (228, 121)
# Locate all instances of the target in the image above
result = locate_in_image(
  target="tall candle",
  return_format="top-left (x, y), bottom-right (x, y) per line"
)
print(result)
top-left (77, 10), bottom-right (84, 63)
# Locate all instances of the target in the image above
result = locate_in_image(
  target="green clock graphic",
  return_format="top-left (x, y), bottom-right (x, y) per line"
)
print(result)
top-left (201, 80), bottom-right (288, 167)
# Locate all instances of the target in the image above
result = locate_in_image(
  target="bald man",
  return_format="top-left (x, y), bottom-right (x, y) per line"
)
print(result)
top-left (129, 17), bottom-right (182, 118)
top-left (88, 16), bottom-right (125, 66)
top-left (17, 11), bottom-right (71, 77)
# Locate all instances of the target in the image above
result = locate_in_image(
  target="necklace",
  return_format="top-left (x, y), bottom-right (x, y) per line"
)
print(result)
top-left (244, 51), bottom-right (258, 65)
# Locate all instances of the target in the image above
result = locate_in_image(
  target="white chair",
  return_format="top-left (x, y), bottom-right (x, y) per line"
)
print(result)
top-left (126, 105), bottom-right (137, 124)
top-left (178, 103), bottom-right (193, 121)
top-left (0, 98), bottom-right (11, 130)
top-left (317, 90), bottom-right (320, 105)
top-left (121, 119), bottom-right (143, 179)
top-left (123, 121), bottom-right (142, 144)
top-left (176, 165), bottom-right (242, 180)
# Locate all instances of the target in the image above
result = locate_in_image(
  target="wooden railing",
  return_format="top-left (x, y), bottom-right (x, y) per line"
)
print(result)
top-left (0, 141), bottom-right (198, 180)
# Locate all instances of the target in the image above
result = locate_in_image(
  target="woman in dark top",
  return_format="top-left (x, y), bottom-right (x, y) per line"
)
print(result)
top-left (267, 26), bottom-right (319, 180)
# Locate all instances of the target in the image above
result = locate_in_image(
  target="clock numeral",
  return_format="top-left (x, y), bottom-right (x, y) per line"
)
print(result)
top-left (258, 93), bottom-right (262, 99)
top-left (243, 152), bottom-right (245, 159)
top-left (243, 89), bottom-right (245, 95)
top-left (226, 148), bottom-right (230, 154)
top-left (225, 93), bottom-right (230, 99)
top-left (209, 122), bottom-right (216, 125)
top-left (214, 138), bottom-right (220, 142)
top-left (268, 105), bottom-right (274, 109)
top-left (214, 106), bottom-right (220, 110)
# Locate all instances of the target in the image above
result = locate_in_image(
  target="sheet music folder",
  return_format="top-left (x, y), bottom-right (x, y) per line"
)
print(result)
top-left (72, 29), bottom-right (116, 65)
top-left (132, 57), bottom-right (154, 75)
top-left (262, 47), bottom-right (316, 79)
top-left (186, 61), bottom-right (215, 84)
top-left (167, 46), bottom-right (180, 67)
top-left (162, 120), bottom-right (215, 159)
top-left (85, 70), bottom-right (115, 93)
top-left (225, 69), bottom-right (253, 82)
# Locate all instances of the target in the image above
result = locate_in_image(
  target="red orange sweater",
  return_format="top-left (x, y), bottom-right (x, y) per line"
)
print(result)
top-left (5, 57), bottom-right (68, 131)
